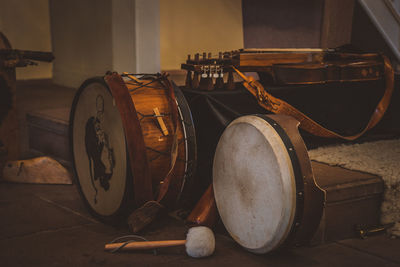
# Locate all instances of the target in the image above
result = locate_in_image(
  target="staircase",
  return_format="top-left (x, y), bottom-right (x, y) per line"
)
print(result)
top-left (358, 0), bottom-right (400, 65)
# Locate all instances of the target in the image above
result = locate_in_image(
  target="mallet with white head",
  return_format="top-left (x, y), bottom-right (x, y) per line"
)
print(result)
top-left (104, 226), bottom-right (215, 258)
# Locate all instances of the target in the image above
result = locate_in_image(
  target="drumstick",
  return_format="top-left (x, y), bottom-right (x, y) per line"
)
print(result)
top-left (105, 226), bottom-right (215, 258)
top-left (105, 240), bottom-right (185, 250)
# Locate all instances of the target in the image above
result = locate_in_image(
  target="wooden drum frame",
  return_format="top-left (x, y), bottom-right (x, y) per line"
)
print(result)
top-left (70, 73), bottom-right (196, 222)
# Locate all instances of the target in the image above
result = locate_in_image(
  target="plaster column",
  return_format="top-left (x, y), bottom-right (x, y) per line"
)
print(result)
top-left (50, 0), bottom-right (160, 88)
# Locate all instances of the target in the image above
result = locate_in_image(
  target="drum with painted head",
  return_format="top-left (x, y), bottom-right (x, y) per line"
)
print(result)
top-left (213, 114), bottom-right (325, 253)
top-left (70, 73), bottom-right (196, 222)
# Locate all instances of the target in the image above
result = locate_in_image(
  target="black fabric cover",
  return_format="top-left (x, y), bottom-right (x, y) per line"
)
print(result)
top-left (182, 78), bottom-right (399, 195)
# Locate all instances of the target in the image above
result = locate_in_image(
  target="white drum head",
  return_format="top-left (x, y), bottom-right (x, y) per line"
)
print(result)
top-left (71, 79), bottom-right (128, 217)
top-left (213, 115), bottom-right (297, 253)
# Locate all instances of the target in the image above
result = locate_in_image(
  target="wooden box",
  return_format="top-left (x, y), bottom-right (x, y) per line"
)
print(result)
top-left (26, 108), bottom-right (70, 165)
top-left (311, 161), bottom-right (384, 244)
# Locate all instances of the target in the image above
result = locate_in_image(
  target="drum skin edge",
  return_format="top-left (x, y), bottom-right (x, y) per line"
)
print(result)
top-left (213, 114), bottom-right (326, 253)
top-left (171, 82), bottom-right (198, 206)
top-left (69, 77), bottom-right (135, 224)
top-left (262, 115), bottom-right (326, 247)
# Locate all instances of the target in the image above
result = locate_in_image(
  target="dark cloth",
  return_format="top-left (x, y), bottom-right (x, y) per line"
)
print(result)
top-left (182, 78), bottom-right (399, 194)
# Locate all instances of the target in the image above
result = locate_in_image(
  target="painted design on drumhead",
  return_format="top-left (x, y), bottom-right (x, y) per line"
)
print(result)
top-left (72, 81), bottom-right (127, 217)
top-left (84, 94), bottom-right (115, 203)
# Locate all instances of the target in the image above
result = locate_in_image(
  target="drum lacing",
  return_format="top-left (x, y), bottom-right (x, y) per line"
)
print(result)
top-left (125, 75), bottom-right (165, 92)
top-left (146, 140), bottom-right (186, 163)
top-left (108, 235), bottom-right (158, 255)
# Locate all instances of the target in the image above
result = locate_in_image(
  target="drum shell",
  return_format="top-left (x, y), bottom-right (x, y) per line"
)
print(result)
top-left (125, 79), bottom-right (190, 206)
top-left (70, 75), bottom-right (196, 222)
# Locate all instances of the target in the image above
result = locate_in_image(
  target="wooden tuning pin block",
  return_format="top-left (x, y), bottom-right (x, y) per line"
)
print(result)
top-left (191, 53), bottom-right (200, 89)
top-left (226, 70), bottom-right (235, 90)
top-left (192, 71), bottom-right (199, 89)
top-left (185, 54), bottom-right (192, 88)
top-left (185, 70), bottom-right (193, 88)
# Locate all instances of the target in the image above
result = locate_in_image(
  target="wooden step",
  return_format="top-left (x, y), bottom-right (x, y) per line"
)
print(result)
top-left (311, 161), bottom-right (384, 244)
top-left (26, 108), bottom-right (70, 165)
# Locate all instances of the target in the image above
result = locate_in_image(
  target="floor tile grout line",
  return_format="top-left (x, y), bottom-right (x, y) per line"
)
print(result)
top-left (335, 241), bottom-right (400, 265)
top-left (0, 223), bottom-right (96, 242)
top-left (34, 194), bottom-right (99, 224)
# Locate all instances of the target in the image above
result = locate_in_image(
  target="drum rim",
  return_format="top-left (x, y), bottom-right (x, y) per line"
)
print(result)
top-left (255, 115), bottom-right (305, 250)
top-left (171, 82), bottom-right (197, 206)
top-left (69, 77), bottom-right (135, 223)
top-left (213, 114), bottom-right (304, 253)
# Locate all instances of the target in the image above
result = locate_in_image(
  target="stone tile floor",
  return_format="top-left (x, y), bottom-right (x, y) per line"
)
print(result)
top-left (1, 182), bottom-right (400, 267)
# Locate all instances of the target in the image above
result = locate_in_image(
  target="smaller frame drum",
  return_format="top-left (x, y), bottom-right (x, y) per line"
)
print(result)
top-left (213, 114), bottom-right (324, 254)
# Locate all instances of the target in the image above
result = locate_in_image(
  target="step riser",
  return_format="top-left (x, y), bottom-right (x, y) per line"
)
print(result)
top-left (26, 110), bottom-right (71, 165)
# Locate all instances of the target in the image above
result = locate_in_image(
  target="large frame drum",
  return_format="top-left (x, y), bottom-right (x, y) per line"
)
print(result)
top-left (70, 74), bottom-right (196, 222)
top-left (213, 114), bottom-right (325, 253)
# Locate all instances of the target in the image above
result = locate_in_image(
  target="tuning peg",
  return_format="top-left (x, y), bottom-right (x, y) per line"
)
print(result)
top-left (199, 65), bottom-right (213, 91)
top-left (201, 65), bottom-right (208, 78)
top-left (212, 66), bottom-right (219, 79)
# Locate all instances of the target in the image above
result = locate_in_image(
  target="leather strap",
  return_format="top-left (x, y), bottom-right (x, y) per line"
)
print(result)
top-left (105, 73), bottom-right (153, 206)
top-left (233, 55), bottom-right (394, 140)
top-left (106, 73), bottom-right (180, 208)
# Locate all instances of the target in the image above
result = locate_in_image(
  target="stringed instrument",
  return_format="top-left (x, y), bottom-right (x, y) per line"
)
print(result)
top-left (181, 48), bottom-right (385, 90)
top-left (181, 48), bottom-right (394, 140)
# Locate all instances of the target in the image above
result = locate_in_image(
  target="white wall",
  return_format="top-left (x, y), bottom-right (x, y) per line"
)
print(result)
top-left (160, 0), bottom-right (244, 70)
top-left (0, 0), bottom-right (52, 80)
top-left (135, 0), bottom-right (160, 73)
top-left (49, 0), bottom-right (113, 88)
top-left (50, 0), bottom-right (160, 88)
top-left (0, 0), bottom-right (241, 85)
